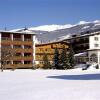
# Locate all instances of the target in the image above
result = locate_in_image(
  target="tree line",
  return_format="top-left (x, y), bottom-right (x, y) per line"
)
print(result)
top-left (42, 45), bottom-right (75, 69)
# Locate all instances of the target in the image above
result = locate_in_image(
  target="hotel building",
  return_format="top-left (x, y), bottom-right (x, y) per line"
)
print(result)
top-left (0, 30), bottom-right (36, 69)
top-left (35, 41), bottom-right (69, 68)
top-left (67, 30), bottom-right (100, 66)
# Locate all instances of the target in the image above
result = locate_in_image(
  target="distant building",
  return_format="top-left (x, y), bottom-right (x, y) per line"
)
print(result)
top-left (35, 41), bottom-right (69, 68)
top-left (67, 30), bottom-right (100, 66)
top-left (0, 30), bottom-right (36, 69)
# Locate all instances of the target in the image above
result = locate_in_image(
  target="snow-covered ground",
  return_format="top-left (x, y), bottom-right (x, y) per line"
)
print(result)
top-left (0, 68), bottom-right (100, 100)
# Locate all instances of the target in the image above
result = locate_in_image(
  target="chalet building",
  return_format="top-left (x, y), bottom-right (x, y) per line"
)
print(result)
top-left (67, 30), bottom-right (100, 66)
top-left (0, 30), bottom-right (36, 69)
top-left (35, 41), bottom-right (69, 68)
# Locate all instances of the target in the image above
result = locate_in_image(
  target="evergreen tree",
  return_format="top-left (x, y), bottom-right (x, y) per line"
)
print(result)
top-left (59, 46), bottom-right (69, 69)
top-left (68, 44), bottom-right (75, 69)
top-left (53, 48), bottom-right (60, 69)
top-left (42, 53), bottom-right (51, 69)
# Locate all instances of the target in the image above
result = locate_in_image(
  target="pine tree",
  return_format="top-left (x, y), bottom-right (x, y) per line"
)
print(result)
top-left (68, 44), bottom-right (75, 69)
top-left (42, 53), bottom-right (51, 69)
top-left (53, 48), bottom-right (60, 69)
top-left (59, 46), bottom-right (69, 69)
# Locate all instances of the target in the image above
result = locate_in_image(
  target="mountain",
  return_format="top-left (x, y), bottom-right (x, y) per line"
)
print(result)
top-left (10, 20), bottom-right (100, 44)
top-left (29, 24), bottom-right (73, 32)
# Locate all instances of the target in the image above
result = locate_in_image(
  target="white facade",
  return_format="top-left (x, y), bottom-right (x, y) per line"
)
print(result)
top-left (88, 34), bottom-right (100, 66)
top-left (89, 34), bottom-right (100, 49)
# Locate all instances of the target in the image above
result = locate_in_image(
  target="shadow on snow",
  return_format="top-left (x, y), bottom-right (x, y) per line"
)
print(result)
top-left (47, 73), bottom-right (100, 80)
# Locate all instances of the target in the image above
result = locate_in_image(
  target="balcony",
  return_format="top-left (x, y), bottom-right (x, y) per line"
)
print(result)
top-left (24, 38), bottom-right (32, 41)
top-left (13, 48), bottom-right (33, 53)
top-left (11, 56), bottom-right (33, 60)
top-left (13, 38), bottom-right (22, 41)
top-left (5, 64), bottom-right (33, 69)
top-left (2, 38), bottom-right (33, 45)
top-left (2, 37), bottom-right (11, 40)
top-left (1, 37), bottom-right (12, 45)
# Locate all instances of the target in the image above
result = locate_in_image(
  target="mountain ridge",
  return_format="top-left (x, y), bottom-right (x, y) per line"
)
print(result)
top-left (10, 20), bottom-right (100, 44)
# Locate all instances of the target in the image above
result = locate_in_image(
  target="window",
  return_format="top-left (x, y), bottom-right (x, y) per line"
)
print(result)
top-left (2, 45), bottom-right (11, 48)
top-left (24, 45), bottom-right (31, 49)
top-left (94, 37), bottom-right (98, 41)
top-left (13, 61), bottom-right (22, 64)
top-left (45, 48), bottom-right (50, 51)
top-left (24, 53), bottom-right (31, 57)
top-left (15, 53), bottom-right (22, 56)
top-left (13, 45), bottom-right (22, 48)
top-left (90, 54), bottom-right (98, 63)
top-left (94, 44), bottom-right (99, 47)
top-left (24, 61), bottom-right (32, 64)
top-left (45, 48), bottom-right (47, 51)
top-left (39, 48), bottom-right (43, 51)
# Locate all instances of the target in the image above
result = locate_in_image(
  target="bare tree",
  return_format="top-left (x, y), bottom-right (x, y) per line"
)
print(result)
top-left (0, 47), bottom-right (15, 72)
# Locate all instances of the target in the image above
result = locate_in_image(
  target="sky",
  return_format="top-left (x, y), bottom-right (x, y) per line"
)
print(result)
top-left (0, 0), bottom-right (100, 30)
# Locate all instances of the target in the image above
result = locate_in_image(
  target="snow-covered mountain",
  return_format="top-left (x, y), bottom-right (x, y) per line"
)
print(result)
top-left (10, 20), bottom-right (100, 43)
top-left (29, 24), bottom-right (73, 32)
top-left (10, 24), bottom-right (73, 32)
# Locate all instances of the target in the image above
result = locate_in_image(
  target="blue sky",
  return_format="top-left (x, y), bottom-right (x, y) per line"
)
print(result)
top-left (0, 0), bottom-right (100, 30)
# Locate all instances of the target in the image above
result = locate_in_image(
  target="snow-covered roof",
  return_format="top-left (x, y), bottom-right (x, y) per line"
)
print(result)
top-left (0, 30), bottom-right (36, 35)
top-left (74, 52), bottom-right (87, 57)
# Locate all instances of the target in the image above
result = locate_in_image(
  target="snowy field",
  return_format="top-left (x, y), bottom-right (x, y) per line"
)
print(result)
top-left (0, 68), bottom-right (100, 100)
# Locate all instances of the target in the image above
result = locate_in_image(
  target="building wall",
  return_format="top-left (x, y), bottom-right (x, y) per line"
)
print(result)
top-left (35, 41), bottom-right (69, 68)
top-left (1, 32), bottom-right (35, 69)
top-left (69, 37), bottom-right (89, 54)
top-left (89, 34), bottom-right (100, 49)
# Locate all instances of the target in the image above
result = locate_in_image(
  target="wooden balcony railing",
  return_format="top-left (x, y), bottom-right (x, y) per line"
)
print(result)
top-left (11, 56), bottom-right (33, 60)
top-left (24, 38), bottom-right (32, 41)
top-left (13, 48), bottom-right (33, 53)
top-left (1, 38), bottom-right (33, 45)
top-left (2, 37), bottom-right (11, 40)
top-left (5, 64), bottom-right (33, 69)
top-left (13, 38), bottom-right (22, 41)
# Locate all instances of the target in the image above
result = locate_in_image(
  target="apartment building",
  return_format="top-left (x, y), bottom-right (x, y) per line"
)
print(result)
top-left (35, 41), bottom-right (69, 68)
top-left (0, 30), bottom-right (36, 69)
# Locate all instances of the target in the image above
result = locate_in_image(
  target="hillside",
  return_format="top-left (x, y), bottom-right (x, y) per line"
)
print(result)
top-left (10, 20), bottom-right (100, 43)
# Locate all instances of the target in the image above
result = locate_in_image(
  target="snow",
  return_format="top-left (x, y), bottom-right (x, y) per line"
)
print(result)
top-left (93, 20), bottom-right (100, 27)
top-left (10, 24), bottom-right (73, 32)
top-left (10, 20), bottom-right (100, 33)
top-left (0, 69), bottom-right (100, 100)
top-left (78, 21), bottom-right (90, 25)
top-left (55, 34), bottom-right (71, 41)
top-left (74, 52), bottom-right (87, 57)
top-left (10, 28), bottom-right (24, 32)
top-left (29, 24), bottom-right (73, 32)
top-left (94, 23), bottom-right (100, 26)
top-left (93, 20), bottom-right (100, 23)
top-left (82, 26), bottom-right (90, 29)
